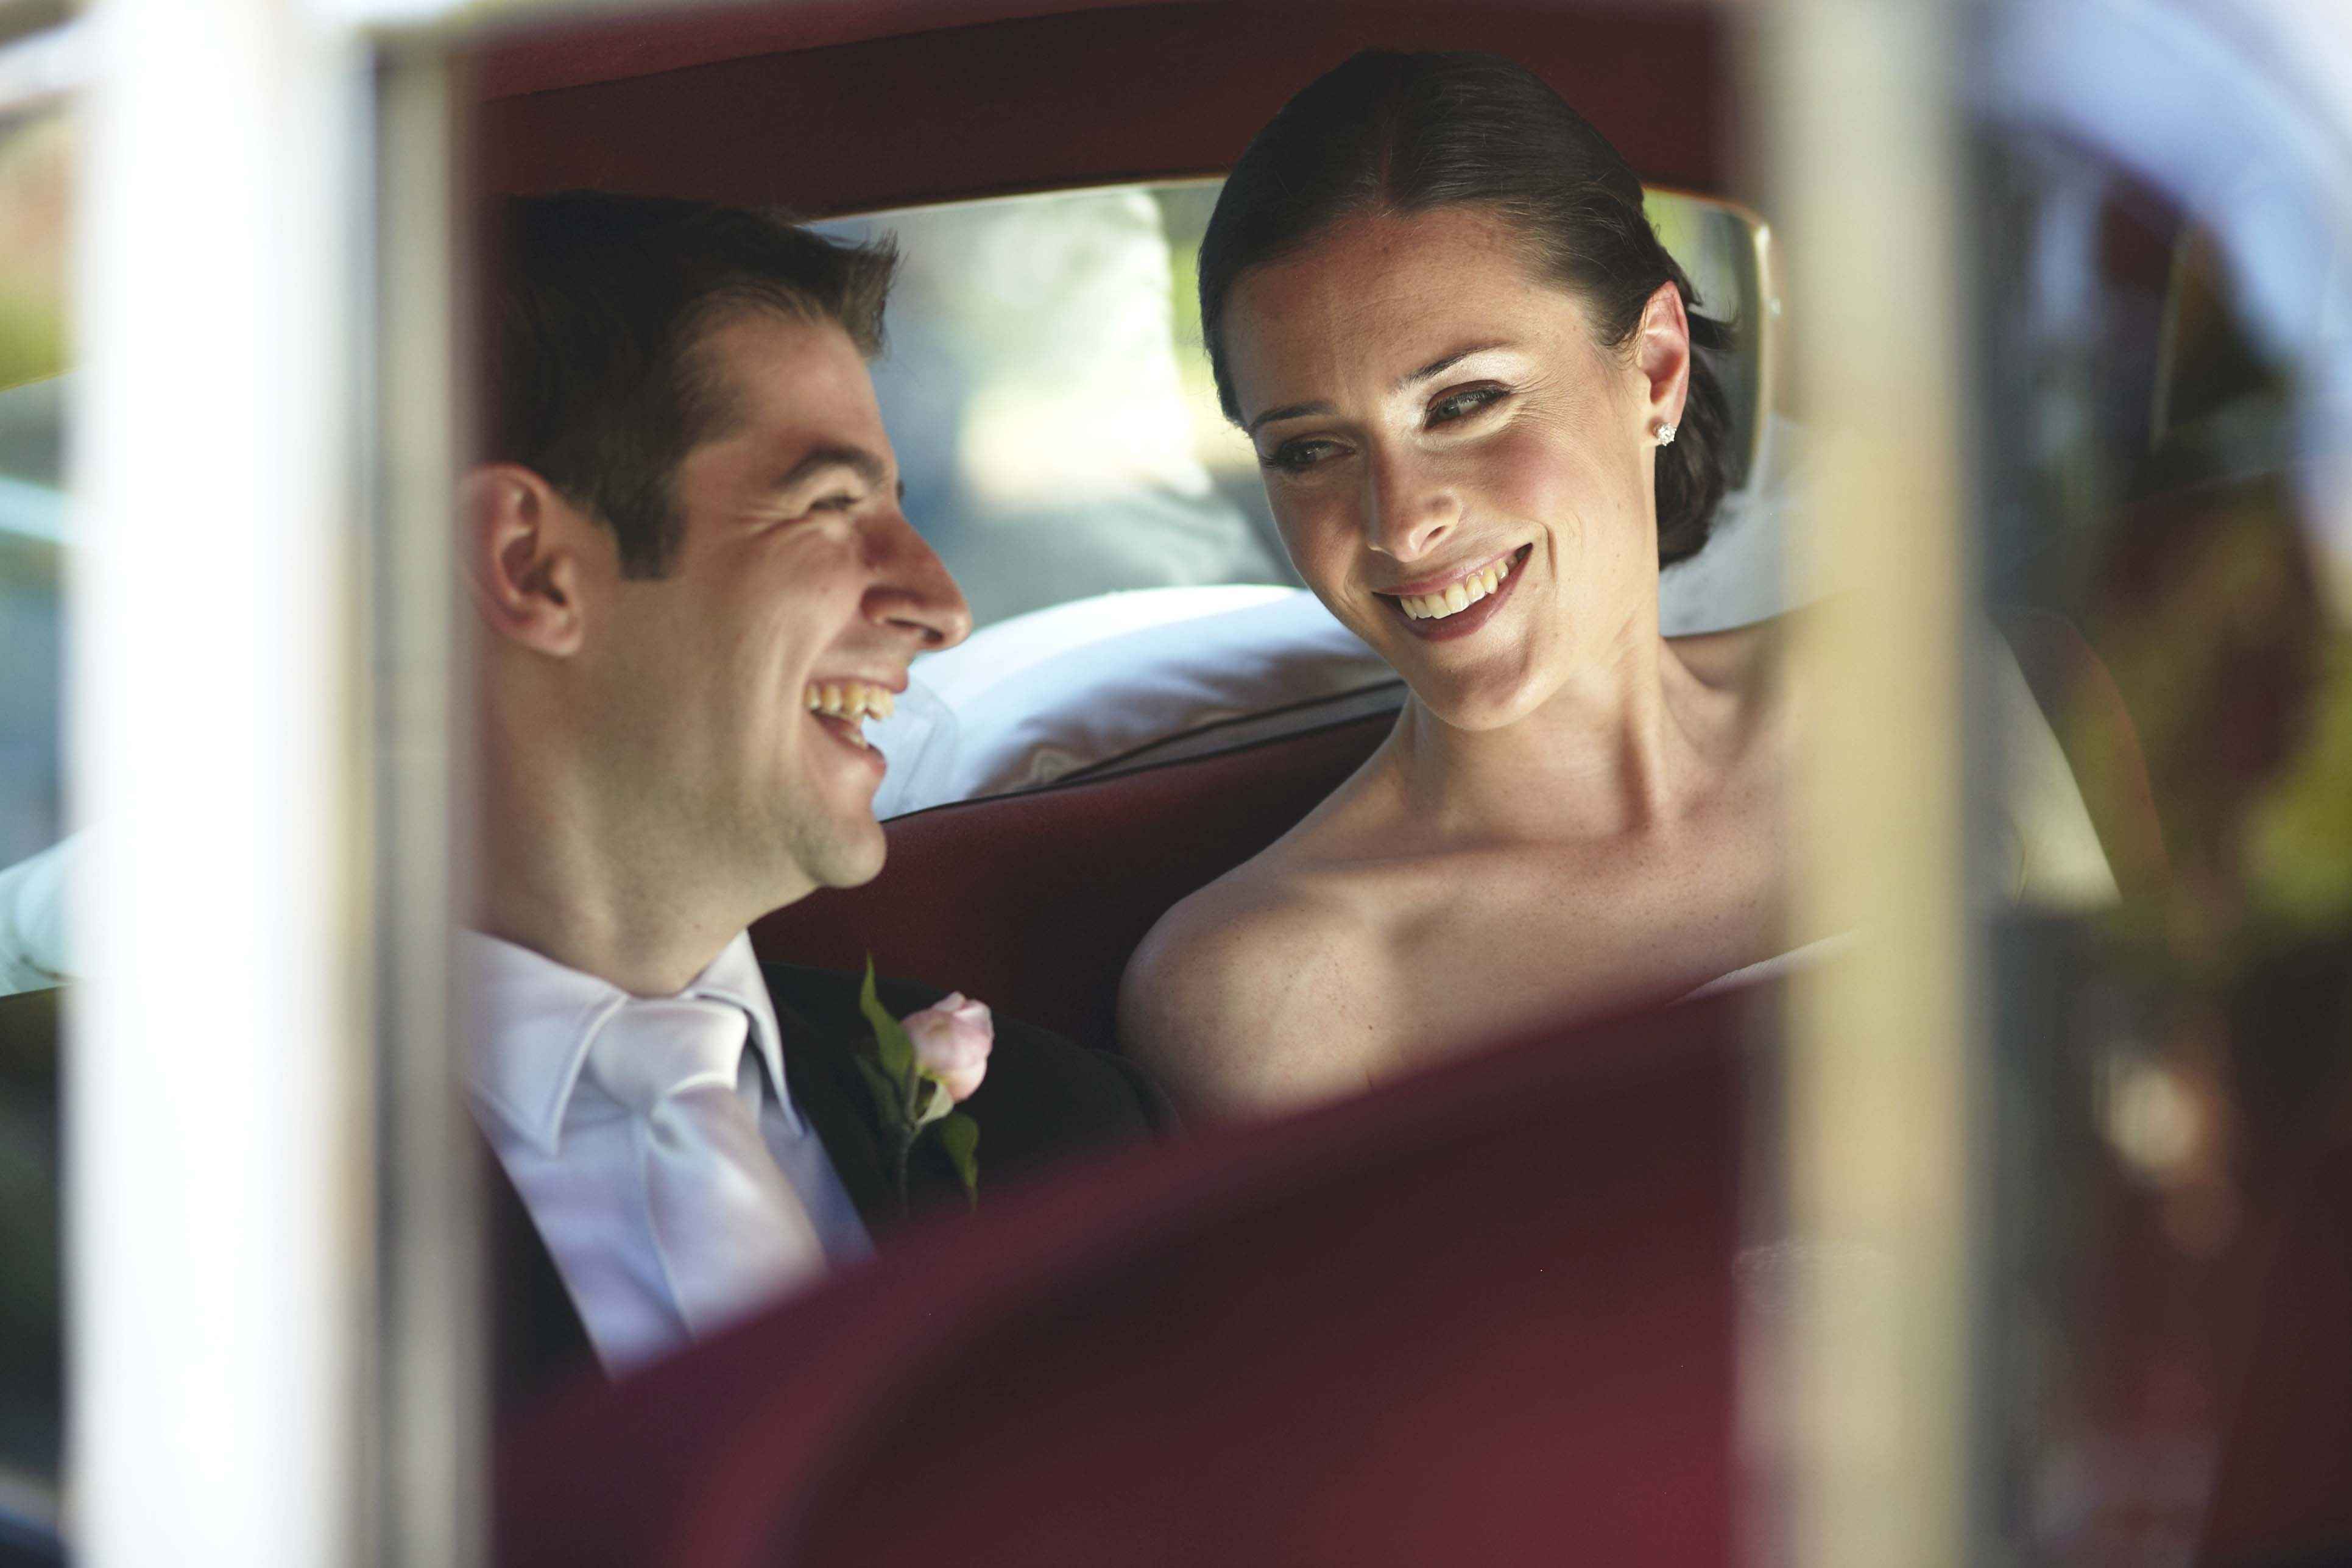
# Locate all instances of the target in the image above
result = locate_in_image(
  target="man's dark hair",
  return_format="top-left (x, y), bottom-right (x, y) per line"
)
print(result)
top-left (1198, 50), bottom-right (1737, 568)
top-left (489, 192), bottom-right (899, 578)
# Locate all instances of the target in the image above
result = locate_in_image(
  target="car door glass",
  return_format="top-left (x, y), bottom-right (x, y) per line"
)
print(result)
top-left (1975, 116), bottom-right (2352, 1561)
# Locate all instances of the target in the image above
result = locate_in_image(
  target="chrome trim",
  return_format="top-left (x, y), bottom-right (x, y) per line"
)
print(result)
top-left (1753, 0), bottom-right (1982, 1563)
top-left (366, 43), bottom-right (485, 1568)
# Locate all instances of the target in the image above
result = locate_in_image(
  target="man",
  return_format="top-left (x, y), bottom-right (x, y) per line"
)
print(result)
top-left (465, 194), bottom-right (1167, 1397)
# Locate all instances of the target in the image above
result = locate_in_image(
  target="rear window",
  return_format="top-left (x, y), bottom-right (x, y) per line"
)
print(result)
top-left (817, 178), bottom-right (1770, 632)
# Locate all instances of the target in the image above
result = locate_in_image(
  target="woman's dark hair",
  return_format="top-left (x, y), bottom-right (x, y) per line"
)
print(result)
top-left (1199, 49), bottom-right (1736, 567)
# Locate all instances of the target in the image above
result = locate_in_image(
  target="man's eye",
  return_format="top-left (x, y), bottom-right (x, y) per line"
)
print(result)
top-left (808, 492), bottom-right (862, 515)
top-left (1263, 437), bottom-right (1344, 474)
top-left (1429, 386), bottom-right (1508, 425)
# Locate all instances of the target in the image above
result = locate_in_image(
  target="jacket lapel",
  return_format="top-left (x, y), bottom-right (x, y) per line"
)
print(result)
top-left (774, 987), bottom-right (899, 1231)
top-left (483, 1138), bottom-right (596, 1414)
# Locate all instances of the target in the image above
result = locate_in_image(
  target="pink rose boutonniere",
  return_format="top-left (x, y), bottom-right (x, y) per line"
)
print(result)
top-left (903, 992), bottom-right (992, 1101)
top-left (855, 959), bottom-right (992, 1212)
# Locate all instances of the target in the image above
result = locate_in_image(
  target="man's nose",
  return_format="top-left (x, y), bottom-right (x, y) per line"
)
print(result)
top-left (863, 509), bottom-right (973, 651)
top-left (1363, 446), bottom-right (1458, 562)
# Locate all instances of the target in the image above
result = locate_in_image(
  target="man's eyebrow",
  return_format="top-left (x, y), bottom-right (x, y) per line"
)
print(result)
top-left (1395, 341), bottom-right (1514, 392)
top-left (768, 443), bottom-right (893, 498)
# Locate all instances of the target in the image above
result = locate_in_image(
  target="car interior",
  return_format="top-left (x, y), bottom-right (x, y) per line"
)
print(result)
top-left (0, 0), bottom-right (2346, 1561)
top-left (462, 3), bottom-right (2352, 1563)
top-left (482, 3), bottom-right (2177, 1050)
top-left (495, 970), bottom-right (1768, 1566)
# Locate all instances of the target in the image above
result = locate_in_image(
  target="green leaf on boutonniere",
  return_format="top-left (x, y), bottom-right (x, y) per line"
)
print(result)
top-left (856, 954), bottom-right (983, 1214)
top-left (856, 956), bottom-right (916, 1084)
top-left (934, 1111), bottom-right (980, 1207)
top-left (911, 1076), bottom-right (954, 1129)
top-left (850, 1052), bottom-right (903, 1134)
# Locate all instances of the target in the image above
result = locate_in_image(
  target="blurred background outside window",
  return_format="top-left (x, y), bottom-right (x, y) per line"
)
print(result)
top-left (0, 108), bottom-right (65, 982)
top-left (0, 99), bottom-right (67, 1542)
top-left (1973, 29), bottom-right (2352, 1547)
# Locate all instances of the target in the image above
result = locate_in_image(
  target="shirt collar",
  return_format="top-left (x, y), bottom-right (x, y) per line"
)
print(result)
top-left (462, 929), bottom-right (798, 1156)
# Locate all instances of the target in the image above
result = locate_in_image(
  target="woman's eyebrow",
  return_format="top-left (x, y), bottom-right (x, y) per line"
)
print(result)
top-left (1242, 341), bottom-right (1519, 435)
top-left (1245, 400), bottom-right (1335, 437)
top-left (1395, 341), bottom-right (1515, 392)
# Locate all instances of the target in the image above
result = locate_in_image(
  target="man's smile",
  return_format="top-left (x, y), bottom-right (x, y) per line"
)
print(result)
top-left (803, 677), bottom-right (898, 763)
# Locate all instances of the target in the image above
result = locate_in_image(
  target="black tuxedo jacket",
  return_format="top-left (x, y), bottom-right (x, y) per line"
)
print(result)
top-left (492, 962), bottom-right (1174, 1412)
top-left (0, 973), bottom-right (1170, 1429)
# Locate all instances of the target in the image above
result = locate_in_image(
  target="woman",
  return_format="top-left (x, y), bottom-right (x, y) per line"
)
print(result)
top-left (1117, 49), bottom-right (2106, 1120)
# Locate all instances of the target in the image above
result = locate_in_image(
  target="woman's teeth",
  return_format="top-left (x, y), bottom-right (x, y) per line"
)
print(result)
top-left (1397, 554), bottom-right (1515, 621)
top-left (803, 680), bottom-right (895, 747)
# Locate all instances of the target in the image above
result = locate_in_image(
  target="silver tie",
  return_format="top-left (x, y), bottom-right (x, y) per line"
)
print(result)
top-left (584, 997), bottom-right (827, 1340)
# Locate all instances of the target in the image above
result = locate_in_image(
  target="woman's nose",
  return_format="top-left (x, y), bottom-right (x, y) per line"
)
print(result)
top-left (1362, 448), bottom-right (1458, 562)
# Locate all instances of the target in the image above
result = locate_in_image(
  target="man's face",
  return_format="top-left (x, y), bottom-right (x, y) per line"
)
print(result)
top-left (577, 308), bottom-right (970, 908)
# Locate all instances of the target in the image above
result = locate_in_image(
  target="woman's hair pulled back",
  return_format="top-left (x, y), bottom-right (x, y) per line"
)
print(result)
top-left (1199, 49), bottom-right (1736, 567)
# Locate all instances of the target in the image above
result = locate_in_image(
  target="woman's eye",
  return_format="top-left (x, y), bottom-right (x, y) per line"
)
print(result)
top-left (1263, 437), bottom-right (1344, 473)
top-left (1429, 386), bottom-right (1508, 426)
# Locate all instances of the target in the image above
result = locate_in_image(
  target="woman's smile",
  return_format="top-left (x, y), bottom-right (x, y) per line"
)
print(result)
top-left (1377, 543), bottom-right (1533, 641)
top-left (1221, 203), bottom-right (1675, 729)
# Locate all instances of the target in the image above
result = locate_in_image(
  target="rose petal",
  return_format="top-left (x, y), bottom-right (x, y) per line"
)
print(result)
top-left (901, 994), bottom-right (994, 1102)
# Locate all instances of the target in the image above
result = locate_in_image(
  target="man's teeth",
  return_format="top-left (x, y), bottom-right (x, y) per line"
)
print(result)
top-left (1397, 555), bottom-right (1516, 621)
top-left (803, 680), bottom-right (896, 746)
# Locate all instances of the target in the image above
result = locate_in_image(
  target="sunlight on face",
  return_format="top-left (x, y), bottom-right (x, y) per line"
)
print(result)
top-left (582, 310), bottom-right (969, 906)
top-left (1223, 207), bottom-right (1674, 730)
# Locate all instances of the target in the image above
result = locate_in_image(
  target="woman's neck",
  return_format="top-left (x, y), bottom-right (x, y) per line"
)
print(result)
top-left (1383, 625), bottom-right (1731, 846)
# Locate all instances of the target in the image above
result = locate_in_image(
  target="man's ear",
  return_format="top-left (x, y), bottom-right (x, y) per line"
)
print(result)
top-left (1631, 280), bottom-right (1693, 434)
top-left (459, 464), bottom-right (592, 657)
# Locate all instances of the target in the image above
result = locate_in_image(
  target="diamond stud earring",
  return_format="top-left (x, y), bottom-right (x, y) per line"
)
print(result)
top-left (1657, 422), bottom-right (1678, 447)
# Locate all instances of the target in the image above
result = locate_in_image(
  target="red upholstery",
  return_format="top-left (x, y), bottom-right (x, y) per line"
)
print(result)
top-left (752, 607), bottom-right (2177, 1055)
top-left (2200, 1137), bottom-right (2352, 1566)
top-left (752, 706), bottom-right (1395, 1051)
top-left (474, 2), bottom-right (1732, 216)
top-left (497, 976), bottom-right (1757, 1568)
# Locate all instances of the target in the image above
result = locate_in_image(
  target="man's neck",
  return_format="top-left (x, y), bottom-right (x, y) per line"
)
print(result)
top-left (474, 740), bottom-right (810, 997)
top-left (474, 881), bottom-right (742, 998)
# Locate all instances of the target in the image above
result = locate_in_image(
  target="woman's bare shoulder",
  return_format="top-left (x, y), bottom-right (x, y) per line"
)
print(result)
top-left (1124, 862), bottom-right (1359, 1003)
top-left (1116, 860), bottom-right (1382, 1123)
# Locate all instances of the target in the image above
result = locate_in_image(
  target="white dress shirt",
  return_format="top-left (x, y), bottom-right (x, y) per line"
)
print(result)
top-left (463, 929), bottom-right (872, 1373)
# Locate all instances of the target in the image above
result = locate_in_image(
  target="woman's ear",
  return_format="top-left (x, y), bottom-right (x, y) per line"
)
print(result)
top-left (1631, 280), bottom-right (1693, 435)
top-left (458, 464), bottom-right (591, 657)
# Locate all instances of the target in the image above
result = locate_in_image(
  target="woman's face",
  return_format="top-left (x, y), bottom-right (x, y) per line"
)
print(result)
top-left (1222, 205), bottom-right (1689, 730)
